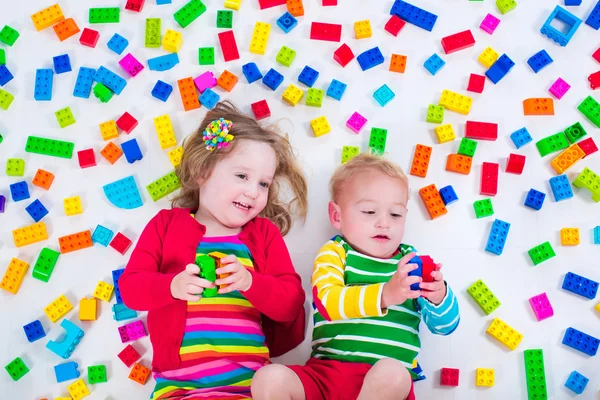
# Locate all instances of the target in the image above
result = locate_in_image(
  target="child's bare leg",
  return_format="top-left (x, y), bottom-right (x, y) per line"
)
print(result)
top-left (252, 364), bottom-right (306, 400)
top-left (357, 358), bottom-right (412, 400)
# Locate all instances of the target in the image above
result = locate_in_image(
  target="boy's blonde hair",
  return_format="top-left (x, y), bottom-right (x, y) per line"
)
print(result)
top-left (172, 101), bottom-right (308, 236)
top-left (329, 153), bottom-right (409, 203)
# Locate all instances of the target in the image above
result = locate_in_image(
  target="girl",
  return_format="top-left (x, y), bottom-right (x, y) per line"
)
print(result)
top-left (120, 101), bottom-right (308, 399)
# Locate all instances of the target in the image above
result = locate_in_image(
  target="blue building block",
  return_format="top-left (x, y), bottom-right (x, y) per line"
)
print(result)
top-left (562, 327), bottom-right (599, 356)
top-left (54, 361), bottom-right (80, 383)
top-left (25, 199), bottom-right (49, 222)
top-left (112, 303), bottom-right (138, 321)
top-left (242, 62), bottom-right (262, 83)
top-left (121, 138), bottom-right (143, 163)
top-left (94, 66), bottom-right (126, 95)
top-left (34, 68), bottom-right (53, 101)
top-left (373, 84), bottom-right (395, 107)
top-left (524, 189), bottom-right (546, 210)
top-left (298, 65), bottom-right (319, 87)
top-left (565, 0), bottom-right (582, 5)
top-left (565, 371), bottom-right (589, 394)
top-left (262, 68), bottom-right (284, 91)
top-left (156, 0), bottom-right (172, 3)
top-left (326, 79), bottom-right (347, 101)
top-left (485, 219), bottom-right (510, 255)
top-left (46, 319), bottom-right (85, 359)
top-left (407, 255), bottom-right (422, 291)
top-left (0, 64), bottom-right (14, 86)
top-left (424, 53), bottom-right (445, 76)
top-left (277, 12), bottom-right (298, 33)
top-left (541, 5), bottom-right (582, 46)
top-left (562, 272), bottom-right (598, 299)
top-left (102, 176), bottom-right (143, 209)
top-left (10, 181), bottom-right (30, 202)
top-left (549, 174), bottom-right (573, 202)
top-left (151, 80), bottom-right (173, 102)
top-left (439, 185), bottom-right (458, 205)
top-left (91, 224), bottom-right (114, 246)
top-left (485, 53), bottom-right (514, 84)
top-left (527, 50), bottom-right (553, 73)
top-left (73, 67), bottom-right (95, 98)
top-left (390, 0), bottom-right (437, 32)
top-left (23, 320), bottom-right (46, 343)
top-left (199, 88), bottom-right (220, 109)
top-left (510, 127), bottom-right (532, 149)
top-left (586, 0), bottom-right (600, 29)
top-left (594, 226), bottom-right (600, 244)
top-left (53, 54), bottom-right (71, 74)
top-left (107, 33), bottom-right (129, 55)
top-left (147, 53), bottom-right (179, 71)
top-left (113, 268), bottom-right (125, 304)
top-left (357, 47), bottom-right (384, 71)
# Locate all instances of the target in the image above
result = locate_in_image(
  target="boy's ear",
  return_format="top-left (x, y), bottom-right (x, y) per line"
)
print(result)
top-left (328, 201), bottom-right (342, 230)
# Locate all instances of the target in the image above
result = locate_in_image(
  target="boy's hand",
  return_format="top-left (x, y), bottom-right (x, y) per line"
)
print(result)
top-left (215, 254), bottom-right (253, 294)
top-left (170, 264), bottom-right (216, 302)
top-left (381, 252), bottom-right (421, 309)
top-left (419, 263), bottom-right (446, 305)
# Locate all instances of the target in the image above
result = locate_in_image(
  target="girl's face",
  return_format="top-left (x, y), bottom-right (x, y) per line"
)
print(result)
top-left (196, 140), bottom-right (277, 233)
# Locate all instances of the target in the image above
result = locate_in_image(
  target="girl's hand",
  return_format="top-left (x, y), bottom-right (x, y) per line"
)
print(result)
top-left (381, 252), bottom-right (421, 308)
top-left (215, 254), bottom-right (253, 294)
top-left (170, 263), bottom-right (216, 302)
top-left (419, 263), bottom-right (447, 305)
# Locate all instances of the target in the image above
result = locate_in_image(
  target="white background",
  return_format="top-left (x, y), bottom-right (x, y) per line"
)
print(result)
top-left (1, 0), bottom-right (600, 399)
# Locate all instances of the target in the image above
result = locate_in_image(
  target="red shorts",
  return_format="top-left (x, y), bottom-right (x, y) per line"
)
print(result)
top-left (287, 358), bottom-right (416, 400)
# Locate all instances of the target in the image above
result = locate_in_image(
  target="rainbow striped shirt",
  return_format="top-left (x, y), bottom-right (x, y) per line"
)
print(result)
top-left (151, 235), bottom-right (269, 400)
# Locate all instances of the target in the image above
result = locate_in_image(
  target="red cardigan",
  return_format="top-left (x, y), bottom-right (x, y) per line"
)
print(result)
top-left (120, 208), bottom-right (306, 372)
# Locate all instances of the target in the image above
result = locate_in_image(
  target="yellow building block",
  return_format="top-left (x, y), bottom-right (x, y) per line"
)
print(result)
top-left (310, 116), bottom-right (331, 137)
top-left (354, 20), bottom-right (372, 39)
top-left (249, 22), bottom-right (271, 55)
top-left (560, 228), bottom-right (580, 246)
top-left (596, 302), bottom-right (600, 313)
top-left (64, 196), bottom-right (83, 216)
top-left (476, 368), bottom-right (495, 387)
top-left (224, 0), bottom-right (241, 10)
top-left (13, 222), bottom-right (49, 248)
top-left (163, 29), bottom-right (183, 53)
top-left (94, 281), bottom-right (114, 302)
top-left (168, 146), bottom-right (183, 168)
top-left (439, 90), bottom-right (473, 115)
top-left (153, 114), bottom-right (177, 149)
top-left (44, 294), bottom-right (73, 323)
top-left (282, 84), bottom-right (304, 106)
top-left (99, 120), bottom-right (119, 141)
top-left (55, 398), bottom-right (73, 400)
top-left (79, 297), bottom-right (97, 321)
top-left (31, 4), bottom-right (65, 31)
top-left (435, 124), bottom-right (456, 144)
top-left (478, 46), bottom-right (500, 68)
top-left (551, 143), bottom-right (585, 174)
top-left (0, 258), bottom-right (29, 294)
top-left (486, 317), bottom-right (523, 350)
top-left (68, 378), bottom-right (90, 400)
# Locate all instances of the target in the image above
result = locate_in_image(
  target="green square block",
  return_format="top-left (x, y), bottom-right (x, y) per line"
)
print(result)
top-left (32, 248), bottom-right (60, 283)
top-left (6, 158), bottom-right (25, 176)
top-left (0, 48), bottom-right (5, 65)
top-left (174, 0), bottom-right (207, 28)
top-left (0, 25), bottom-right (20, 46)
top-left (88, 365), bottom-right (107, 384)
top-left (369, 128), bottom-right (388, 155)
top-left (0, 88), bottom-right (15, 110)
top-left (524, 349), bottom-right (547, 400)
top-left (89, 7), bottom-right (120, 23)
top-left (473, 198), bottom-right (494, 218)
top-left (564, 122), bottom-right (587, 144)
top-left (342, 146), bottom-right (359, 164)
top-left (458, 137), bottom-right (478, 157)
top-left (528, 241), bottom-right (556, 266)
top-left (5, 357), bottom-right (29, 381)
top-left (216, 10), bottom-right (233, 28)
top-left (306, 88), bottom-right (324, 107)
top-left (577, 96), bottom-right (600, 128)
top-left (426, 104), bottom-right (444, 124)
top-left (55, 107), bottom-right (75, 128)
top-left (145, 18), bottom-right (161, 48)
top-left (496, 0), bottom-right (517, 14)
top-left (536, 132), bottom-right (569, 157)
top-left (467, 279), bottom-right (501, 315)
top-left (276, 45), bottom-right (297, 67)
top-left (93, 83), bottom-right (113, 103)
top-left (25, 136), bottom-right (74, 159)
top-left (146, 171), bottom-right (181, 202)
top-left (198, 47), bottom-right (215, 65)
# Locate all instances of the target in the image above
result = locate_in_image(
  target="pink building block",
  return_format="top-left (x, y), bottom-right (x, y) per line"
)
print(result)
top-left (118, 320), bottom-right (147, 343)
top-left (193, 71), bottom-right (217, 93)
top-left (118, 53), bottom-right (144, 77)
top-left (529, 293), bottom-right (554, 321)
top-left (480, 13), bottom-right (500, 34)
top-left (548, 77), bottom-right (571, 99)
top-left (346, 112), bottom-right (367, 134)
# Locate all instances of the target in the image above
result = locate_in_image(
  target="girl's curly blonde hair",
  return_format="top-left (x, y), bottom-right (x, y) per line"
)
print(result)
top-left (171, 101), bottom-right (308, 236)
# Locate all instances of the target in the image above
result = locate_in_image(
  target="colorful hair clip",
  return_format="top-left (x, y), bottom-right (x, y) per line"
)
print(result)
top-left (203, 118), bottom-right (234, 151)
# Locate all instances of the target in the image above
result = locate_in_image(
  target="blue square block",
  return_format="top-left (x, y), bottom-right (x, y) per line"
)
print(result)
top-left (439, 185), bottom-right (458, 205)
top-left (373, 84), bottom-right (395, 107)
top-left (199, 88), bottom-right (220, 109)
top-left (242, 62), bottom-right (262, 84)
top-left (92, 224), bottom-right (114, 246)
top-left (390, 0), bottom-right (437, 32)
top-left (586, 0), bottom-right (600, 29)
top-left (326, 79), bottom-right (347, 101)
top-left (407, 255), bottom-right (422, 291)
top-left (10, 181), bottom-right (30, 202)
top-left (151, 80), bottom-right (173, 102)
top-left (541, 5), bottom-right (582, 46)
top-left (262, 68), bottom-right (284, 91)
top-left (562, 327), bottom-right (599, 356)
top-left (73, 67), bottom-right (95, 98)
top-left (424, 53), bottom-right (445, 76)
top-left (25, 199), bottom-right (49, 222)
top-left (565, 371), bottom-right (589, 394)
top-left (113, 268), bottom-right (125, 304)
top-left (121, 138), bottom-right (143, 164)
top-left (524, 189), bottom-right (546, 210)
top-left (54, 361), bottom-right (80, 383)
top-left (277, 12), bottom-right (298, 33)
top-left (53, 54), bottom-right (72, 74)
top-left (527, 50), bottom-right (553, 73)
top-left (298, 65), bottom-right (319, 87)
top-left (565, 0), bottom-right (582, 5)
top-left (562, 272), bottom-right (598, 300)
top-left (594, 226), bottom-right (600, 244)
top-left (357, 47), bottom-right (384, 71)
top-left (485, 219), bottom-right (510, 255)
top-left (510, 127), bottom-right (532, 149)
top-left (23, 320), bottom-right (46, 343)
top-left (486, 54), bottom-right (514, 84)
top-left (107, 33), bottom-right (129, 55)
top-left (34, 68), bottom-right (53, 101)
top-left (0, 64), bottom-right (14, 86)
top-left (549, 174), bottom-right (573, 202)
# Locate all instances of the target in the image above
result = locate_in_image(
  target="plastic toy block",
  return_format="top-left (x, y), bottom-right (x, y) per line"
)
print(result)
top-left (523, 98), bottom-right (554, 116)
top-left (263, 68), bottom-right (284, 91)
top-left (0, 64), bottom-right (13, 86)
top-left (44, 294), bottom-right (73, 323)
top-left (456, 138), bottom-right (477, 158)
top-left (211, 70), bottom-right (235, 93)
top-left (527, 49), bottom-right (553, 73)
top-left (12, 222), bottom-right (48, 247)
top-left (468, 279), bottom-right (500, 315)
top-left (79, 28), bottom-right (99, 48)
top-left (506, 153), bottom-right (525, 174)
top-left (89, 7), bottom-right (120, 24)
top-left (564, 121), bottom-right (587, 143)
top-left (524, 349), bottom-right (547, 399)
top-left (528, 242), bottom-right (556, 266)
top-left (5, 357), bottom-right (29, 381)
top-left (55, 361), bottom-right (80, 383)
top-left (152, 114), bottom-right (176, 150)
top-left (486, 318), bottom-right (522, 350)
top-left (249, 22), bottom-right (271, 55)
top-left (276, 46), bottom-right (296, 67)
top-left (174, 0), bottom-right (206, 28)
top-left (24, 320), bottom-right (46, 343)
top-left (98, 121), bottom-right (118, 142)
top-left (33, 69), bottom-right (53, 101)
top-left (306, 88), bottom-right (324, 107)
top-left (94, 281), bottom-right (114, 302)
top-left (385, 15), bottom-right (405, 36)
top-left (510, 128), bottom-right (532, 149)
top-left (144, 18), bottom-right (161, 48)
top-left (561, 227), bottom-right (580, 246)
top-left (578, 96), bottom-right (600, 128)
top-left (485, 219), bottom-right (510, 255)
top-left (424, 53), bottom-right (445, 75)
top-left (195, 48), bottom-right (215, 68)
top-left (63, 196), bottom-right (83, 216)
top-left (341, 146), bottom-right (359, 164)
top-left (32, 247), bottom-right (60, 282)
top-left (390, 54), bottom-right (407, 73)
top-left (0, 87), bottom-right (14, 110)
top-left (103, 176), bottom-right (143, 209)
top-left (68, 378), bottom-right (90, 400)
top-left (146, 171), bottom-right (181, 202)
top-left (120, 138), bottom-right (143, 164)
top-left (95, 66), bottom-right (127, 95)
top-left (536, 132), bottom-right (569, 157)
top-left (218, 30), bottom-right (240, 62)
top-left (258, 0), bottom-right (286, 8)
top-left (310, 22), bottom-right (342, 41)
top-left (334, 43), bottom-right (354, 67)
top-left (129, 363), bottom-right (151, 385)
top-left (565, 0), bottom-right (582, 4)
top-left (310, 116), bottom-right (331, 137)
top-left (26, 199), bottom-right (49, 222)
top-left (163, 29), bottom-right (183, 53)
top-left (372, 84), bottom-right (394, 107)
top-left (419, 184), bottom-right (447, 220)
top-left (31, 4), bottom-right (65, 31)
top-left (562, 327), bottom-right (599, 356)
top-left (496, 0), bottom-right (517, 13)
top-left (546, 78), bottom-right (571, 102)
top-left (55, 107), bottom-right (75, 129)
top-left (242, 63), bottom-right (262, 84)
top-left (523, 188), bottom-right (546, 211)
top-left (464, 74), bottom-right (486, 95)
top-left (126, 0), bottom-right (145, 11)
top-left (225, 0), bottom-right (241, 10)
top-left (354, 20), bottom-right (372, 39)
top-left (101, 141), bottom-right (123, 164)
top-left (94, 84), bottom-right (112, 105)
top-left (110, 232), bottom-right (132, 255)
top-left (0, 49), bottom-right (4, 65)
top-left (177, 77), bottom-right (200, 111)
top-left (426, 105), bottom-right (444, 123)
top-left (486, 54), bottom-right (514, 84)
top-left (565, 371), bottom-right (588, 394)
top-left (6, 158), bottom-right (25, 176)
top-left (91, 224), bottom-right (114, 247)
top-left (0, 195), bottom-right (5, 213)
top-left (541, 6), bottom-right (581, 46)
top-left (596, 226), bottom-right (600, 244)
top-left (578, 137), bottom-right (598, 157)
top-left (113, 302), bottom-right (137, 321)
top-left (346, 112), bottom-right (367, 134)
top-left (115, 112), bottom-right (138, 134)
top-left (0, 25), bottom-right (19, 46)
top-left (282, 84), bottom-right (304, 106)
top-left (73, 67), bottom-right (95, 98)
top-left (151, 80), bottom-right (173, 103)
top-left (86, 365), bottom-right (107, 384)
top-left (357, 47), bottom-right (385, 72)
top-left (390, 0), bottom-right (437, 32)
top-left (478, 47), bottom-right (499, 68)
top-left (298, 65), bottom-right (319, 87)
top-left (147, 54), bottom-right (180, 72)
top-left (440, 368), bottom-right (459, 386)
top-left (588, 71), bottom-right (600, 90)
top-left (410, 144), bottom-right (432, 178)
top-left (594, 47), bottom-right (600, 63)
top-left (529, 293), bottom-right (554, 321)
top-left (446, 154), bottom-right (472, 175)
top-left (119, 320), bottom-right (147, 343)
top-left (563, 272), bottom-right (598, 299)
top-left (1, 258), bottom-right (29, 294)
top-left (51, 55), bottom-right (71, 75)
top-left (439, 185), bottom-right (458, 205)
top-left (216, 10), bottom-right (233, 29)
top-left (466, 121), bottom-right (498, 140)
top-left (10, 181), bottom-right (30, 202)
top-left (586, 0), bottom-right (600, 29)
top-left (199, 88), bottom-right (220, 109)
top-left (192, 70), bottom-right (216, 92)
top-left (441, 30), bottom-right (475, 54)
top-left (251, 100), bottom-right (271, 120)
top-left (117, 54), bottom-right (144, 78)
top-left (113, 268), bottom-right (125, 304)
top-left (476, 368), bottom-right (494, 387)
top-left (480, 13), bottom-right (500, 34)
top-left (369, 128), bottom-right (388, 155)
top-left (435, 124), bottom-right (455, 144)
top-left (77, 149), bottom-right (95, 169)
top-left (58, 231), bottom-right (93, 254)
top-left (287, 0), bottom-right (305, 16)
top-left (118, 345), bottom-right (141, 367)
top-left (551, 143), bottom-right (584, 174)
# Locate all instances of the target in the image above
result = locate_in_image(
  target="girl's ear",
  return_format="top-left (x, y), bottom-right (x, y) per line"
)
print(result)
top-left (328, 201), bottom-right (342, 230)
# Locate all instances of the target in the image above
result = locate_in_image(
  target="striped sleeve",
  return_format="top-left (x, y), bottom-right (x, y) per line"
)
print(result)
top-left (416, 283), bottom-right (460, 335)
top-left (312, 241), bottom-right (386, 320)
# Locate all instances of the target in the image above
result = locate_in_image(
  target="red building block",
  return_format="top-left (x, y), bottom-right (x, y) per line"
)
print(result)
top-left (258, 0), bottom-right (286, 8)
top-left (480, 162), bottom-right (499, 196)
top-left (310, 22), bottom-right (342, 42)
top-left (578, 137), bottom-right (598, 157)
top-left (116, 112), bottom-right (138, 134)
top-left (333, 43), bottom-right (354, 67)
top-left (420, 255), bottom-right (436, 283)
top-left (118, 344), bottom-right (140, 368)
top-left (506, 153), bottom-right (526, 174)
top-left (465, 121), bottom-right (498, 141)
top-left (594, 47), bottom-right (600, 63)
top-left (77, 149), bottom-right (96, 168)
top-left (218, 30), bottom-right (240, 62)
top-left (322, 0), bottom-right (337, 5)
top-left (251, 100), bottom-right (271, 120)
top-left (385, 15), bottom-right (405, 36)
top-left (125, 0), bottom-right (145, 12)
top-left (79, 28), bottom-right (99, 48)
top-left (467, 73), bottom-right (485, 94)
top-left (589, 71), bottom-right (600, 90)
top-left (110, 232), bottom-right (132, 255)
top-left (441, 30), bottom-right (475, 54)
top-left (440, 368), bottom-right (459, 386)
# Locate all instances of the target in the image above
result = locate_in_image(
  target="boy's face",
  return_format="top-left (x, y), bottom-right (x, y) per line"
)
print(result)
top-left (328, 169), bottom-right (409, 259)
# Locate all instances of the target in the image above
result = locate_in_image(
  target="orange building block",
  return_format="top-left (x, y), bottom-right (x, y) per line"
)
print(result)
top-left (551, 143), bottom-right (585, 174)
top-left (129, 363), bottom-right (151, 385)
top-left (31, 4), bottom-right (65, 31)
top-left (390, 54), bottom-right (407, 73)
top-left (446, 154), bottom-right (472, 175)
top-left (217, 70), bottom-right (238, 92)
top-left (523, 98), bottom-right (554, 116)
top-left (410, 144), bottom-right (432, 178)
top-left (177, 77), bottom-right (200, 111)
top-left (100, 142), bottom-right (123, 164)
top-left (287, 0), bottom-right (304, 16)
top-left (58, 230), bottom-right (93, 254)
top-left (13, 222), bottom-right (49, 247)
top-left (33, 169), bottom-right (55, 190)
top-left (53, 18), bottom-right (80, 42)
top-left (1, 258), bottom-right (29, 294)
top-left (209, 251), bottom-right (230, 290)
top-left (419, 184), bottom-right (448, 220)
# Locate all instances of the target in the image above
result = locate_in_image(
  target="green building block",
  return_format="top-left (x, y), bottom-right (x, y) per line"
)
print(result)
top-left (174, 0), bottom-right (206, 28)
top-left (306, 88), bottom-right (324, 107)
top-left (496, 0), bottom-right (517, 14)
top-left (577, 96), bottom-right (600, 128)
top-left (55, 107), bottom-right (76, 128)
top-left (473, 198), bottom-right (494, 218)
top-left (145, 18), bottom-right (161, 48)
top-left (216, 10), bottom-right (233, 28)
top-left (0, 48), bottom-right (5, 65)
top-left (528, 241), bottom-right (556, 266)
top-left (276, 45), bottom-right (296, 67)
top-left (5, 357), bottom-right (29, 381)
top-left (0, 133), bottom-right (3, 143)
top-left (25, 136), bottom-right (74, 159)
top-left (6, 158), bottom-right (25, 176)
top-left (89, 7), bottom-right (120, 23)
top-left (369, 128), bottom-right (388, 155)
top-left (426, 104), bottom-right (444, 124)
top-left (467, 279), bottom-right (501, 315)
top-left (536, 132), bottom-right (569, 157)
top-left (32, 247), bottom-right (60, 283)
top-left (573, 167), bottom-right (600, 202)
top-left (88, 365), bottom-right (107, 384)
top-left (93, 83), bottom-right (113, 103)
top-left (196, 254), bottom-right (218, 297)
top-left (146, 171), bottom-right (181, 202)
top-left (0, 25), bottom-right (20, 46)
top-left (342, 146), bottom-right (359, 164)
top-left (0, 88), bottom-right (15, 110)
top-left (458, 137), bottom-right (478, 157)
top-left (198, 47), bottom-right (215, 65)
top-left (524, 349), bottom-right (547, 400)
top-left (564, 122), bottom-right (587, 144)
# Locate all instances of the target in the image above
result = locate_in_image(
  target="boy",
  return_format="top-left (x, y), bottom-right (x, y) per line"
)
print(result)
top-left (252, 153), bottom-right (460, 400)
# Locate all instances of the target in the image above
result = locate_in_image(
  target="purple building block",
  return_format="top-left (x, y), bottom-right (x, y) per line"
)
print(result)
top-left (0, 194), bottom-right (5, 212)
top-left (480, 13), bottom-right (500, 34)
top-left (193, 71), bottom-right (217, 93)
top-left (346, 112), bottom-right (367, 134)
top-left (118, 320), bottom-right (147, 343)
top-left (118, 53), bottom-right (144, 77)
top-left (548, 77), bottom-right (571, 99)
top-left (529, 292), bottom-right (554, 321)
